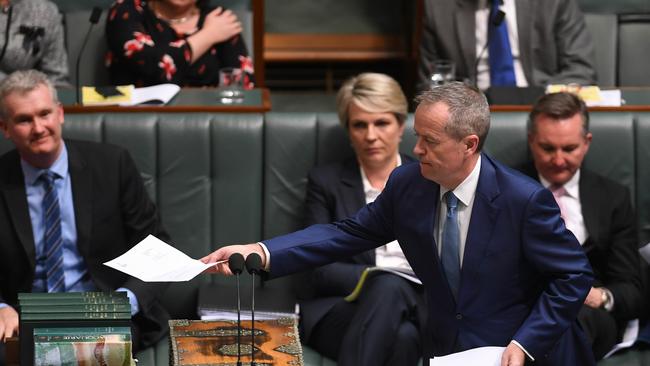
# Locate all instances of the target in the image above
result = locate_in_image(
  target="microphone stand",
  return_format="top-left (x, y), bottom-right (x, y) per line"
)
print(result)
top-left (245, 253), bottom-right (263, 366)
top-left (228, 253), bottom-right (245, 366)
top-left (236, 272), bottom-right (242, 366)
top-left (75, 7), bottom-right (102, 105)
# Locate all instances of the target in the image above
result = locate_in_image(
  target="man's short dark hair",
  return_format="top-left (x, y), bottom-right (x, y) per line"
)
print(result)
top-left (528, 92), bottom-right (589, 135)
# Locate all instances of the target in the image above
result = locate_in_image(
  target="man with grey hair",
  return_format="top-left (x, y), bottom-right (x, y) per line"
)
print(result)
top-left (0, 70), bottom-right (169, 362)
top-left (201, 82), bottom-right (595, 365)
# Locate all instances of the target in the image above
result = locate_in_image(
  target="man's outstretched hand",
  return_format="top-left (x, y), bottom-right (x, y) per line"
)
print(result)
top-left (200, 243), bottom-right (266, 275)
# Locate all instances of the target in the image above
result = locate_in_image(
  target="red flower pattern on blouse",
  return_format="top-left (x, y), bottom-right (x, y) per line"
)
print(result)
top-left (123, 31), bottom-right (154, 57)
top-left (158, 54), bottom-right (177, 80)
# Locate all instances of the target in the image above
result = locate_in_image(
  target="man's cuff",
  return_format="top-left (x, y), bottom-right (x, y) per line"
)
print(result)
top-left (511, 340), bottom-right (535, 362)
top-left (258, 242), bottom-right (270, 271)
top-left (117, 288), bottom-right (140, 316)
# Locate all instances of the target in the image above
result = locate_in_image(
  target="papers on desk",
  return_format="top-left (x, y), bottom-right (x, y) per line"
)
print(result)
top-left (430, 346), bottom-right (505, 366)
top-left (103, 235), bottom-right (222, 282)
top-left (546, 85), bottom-right (622, 107)
top-left (82, 84), bottom-right (180, 106)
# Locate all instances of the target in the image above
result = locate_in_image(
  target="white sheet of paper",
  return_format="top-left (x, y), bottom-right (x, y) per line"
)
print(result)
top-left (430, 346), bottom-right (505, 366)
top-left (103, 234), bottom-right (219, 282)
top-left (603, 318), bottom-right (639, 358)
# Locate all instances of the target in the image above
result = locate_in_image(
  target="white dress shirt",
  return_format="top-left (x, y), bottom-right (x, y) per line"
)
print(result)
top-left (475, 0), bottom-right (529, 89)
top-left (360, 155), bottom-right (412, 271)
top-left (539, 170), bottom-right (588, 245)
top-left (435, 156), bottom-right (481, 264)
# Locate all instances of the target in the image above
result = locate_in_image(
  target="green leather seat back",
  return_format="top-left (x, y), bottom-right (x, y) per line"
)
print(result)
top-left (584, 13), bottom-right (618, 87)
top-left (618, 14), bottom-right (650, 86)
top-left (59, 113), bottom-right (263, 319)
top-left (584, 112), bottom-right (635, 199)
top-left (484, 112), bottom-right (530, 168)
top-left (636, 112), bottom-right (650, 244)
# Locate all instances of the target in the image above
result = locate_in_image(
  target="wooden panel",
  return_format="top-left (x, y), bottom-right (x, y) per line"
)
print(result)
top-left (264, 34), bottom-right (407, 62)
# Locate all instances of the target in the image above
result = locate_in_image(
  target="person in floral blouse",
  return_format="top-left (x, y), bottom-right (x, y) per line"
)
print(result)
top-left (105, 0), bottom-right (254, 88)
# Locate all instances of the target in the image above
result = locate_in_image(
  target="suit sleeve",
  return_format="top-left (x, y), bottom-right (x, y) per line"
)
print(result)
top-left (602, 187), bottom-right (641, 320)
top-left (513, 187), bottom-right (593, 358)
top-left (302, 168), bottom-right (370, 297)
top-left (546, 0), bottom-right (597, 85)
top-left (266, 170), bottom-right (398, 278)
top-left (117, 148), bottom-right (170, 313)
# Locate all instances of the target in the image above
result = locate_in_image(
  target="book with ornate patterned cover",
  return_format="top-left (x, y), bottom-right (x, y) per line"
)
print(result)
top-left (169, 318), bottom-right (303, 366)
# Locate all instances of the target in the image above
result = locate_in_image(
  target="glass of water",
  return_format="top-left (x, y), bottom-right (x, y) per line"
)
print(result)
top-left (217, 67), bottom-right (244, 104)
top-left (429, 60), bottom-right (456, 89)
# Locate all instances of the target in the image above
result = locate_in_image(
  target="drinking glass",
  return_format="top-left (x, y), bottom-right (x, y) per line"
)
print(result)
top-left (218, 67), bottom-right (244, 104)
top-left (429, 60), bottom-right (456, 88)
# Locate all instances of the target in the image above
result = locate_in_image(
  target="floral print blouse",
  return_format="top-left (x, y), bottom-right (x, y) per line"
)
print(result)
top-left (105, 0), bottom-right (254, 88)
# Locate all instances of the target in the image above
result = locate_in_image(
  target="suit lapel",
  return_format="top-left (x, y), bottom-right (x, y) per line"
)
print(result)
top-left (340, 159), bottom-right (366, 216)
top-left (1, 153), bottom-right (36, 267)
top-left (455, 0), bottom-right (477, 79)
top-left (579, 171), bottom-right (599, 247)
top-left (67, 142), bottom-right (93, 257)
top-left (461, 155), bottom-right (501, 301)
top-left (516, 0), bottom-right (534, 82)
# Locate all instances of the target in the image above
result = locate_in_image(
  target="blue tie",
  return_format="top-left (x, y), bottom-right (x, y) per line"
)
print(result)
top-left (41, 172), bottom-right (65, 293)
top-left (488, 0), bottom-right (516, 86)
top-left (441, 192), bottom-right (460, 299)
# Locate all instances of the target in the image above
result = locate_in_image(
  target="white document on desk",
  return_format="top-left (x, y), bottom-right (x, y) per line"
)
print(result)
top-left (103, 234), bottom-right (218, 282)
top-left (430, 346), bottom-right (505, 366)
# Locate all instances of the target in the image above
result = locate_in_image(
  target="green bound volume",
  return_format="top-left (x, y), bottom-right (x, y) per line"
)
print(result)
top-left (34, 327), bottom-right (132, 337)
top-left (18, 291), bottom-right (127, 301)
top-left (21, 311), bottom-right (131, 321)
top-left (19, 296), bottom-right (129, 306)
top-left (21, 303), bottom-right (131, 313)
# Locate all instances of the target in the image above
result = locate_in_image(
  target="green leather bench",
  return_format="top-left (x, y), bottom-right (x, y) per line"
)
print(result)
top-left (1, 110), bottom-right (649, 365)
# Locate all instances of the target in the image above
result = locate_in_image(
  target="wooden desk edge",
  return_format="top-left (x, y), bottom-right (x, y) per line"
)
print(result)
top-left (64, 89), bottom-right (272, 113)
top-left (490, 105), bottom-right (650, 112)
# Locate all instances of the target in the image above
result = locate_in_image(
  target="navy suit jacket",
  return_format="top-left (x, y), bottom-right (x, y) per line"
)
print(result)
top-left (265, 154), bottom-right (595, 364)
top-left (0, 140), bottom-right (170, 350)
top-left (298, 155), bottom-right (416, 341)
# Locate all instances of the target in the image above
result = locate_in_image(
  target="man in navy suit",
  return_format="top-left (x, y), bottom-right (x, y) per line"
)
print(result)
top-left (202, 82), bottom-right (595, 365)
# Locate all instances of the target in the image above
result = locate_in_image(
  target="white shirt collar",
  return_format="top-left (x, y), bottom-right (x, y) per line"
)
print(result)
top-left (440, 155), bottom-right (482, 207)
top-left (360, 154), bottom-right (402, 197)
top-left (539, 169), bottom-right (581, 199)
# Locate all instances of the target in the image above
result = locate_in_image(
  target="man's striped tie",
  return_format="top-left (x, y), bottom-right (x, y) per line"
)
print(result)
top-left (41, 171), bottom-right (65, 293)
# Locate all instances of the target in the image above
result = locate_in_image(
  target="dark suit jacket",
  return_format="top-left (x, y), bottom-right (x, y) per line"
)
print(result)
top-left (519, 163), bottom-right (641, 328)
top-left (298, 154), bottom-right (416, 341)
top-left (266, 154), bottom-right (595, 365)
top-left (0, 140), bottom-right (170, 350)
top-left (417, 0), bottom-right (596, 90)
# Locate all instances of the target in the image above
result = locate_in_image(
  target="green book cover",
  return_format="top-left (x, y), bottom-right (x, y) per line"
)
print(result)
top-left (18, 291), bottom-right (127, 301)
top-left (34, 326), bottom-right (132, 337)
top-left (19, 296), bottom-right (129, 306)
top-left (21, 311), bottom-right (131, 321)
top-left (21, 303), bottom-right (131, 313)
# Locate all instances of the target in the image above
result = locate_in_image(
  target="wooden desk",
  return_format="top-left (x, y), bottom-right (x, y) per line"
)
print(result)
top-left (58, 88), bottom-right (272, 113)
top-left (490, 88), bottom-right (650, 112)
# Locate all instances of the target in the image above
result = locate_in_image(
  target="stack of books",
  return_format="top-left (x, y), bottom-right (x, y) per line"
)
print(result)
top-left (18, 291), bottom-right (134, 366)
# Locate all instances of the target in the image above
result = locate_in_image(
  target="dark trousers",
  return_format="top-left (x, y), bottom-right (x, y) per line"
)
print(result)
top-left (578, 305), bottom-right (619, 361)
top-left (307, 273), bottom-right (426, 366)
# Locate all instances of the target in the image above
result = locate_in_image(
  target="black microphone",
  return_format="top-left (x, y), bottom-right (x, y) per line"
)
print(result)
top-left (75, 7), bottom-right (102, 105)
top-left (228, 253), bottom-right (245, 366)
top-left (472, 9), bottom-right (506, 86)
top-left (245, 253), bottom-right (263, 366)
